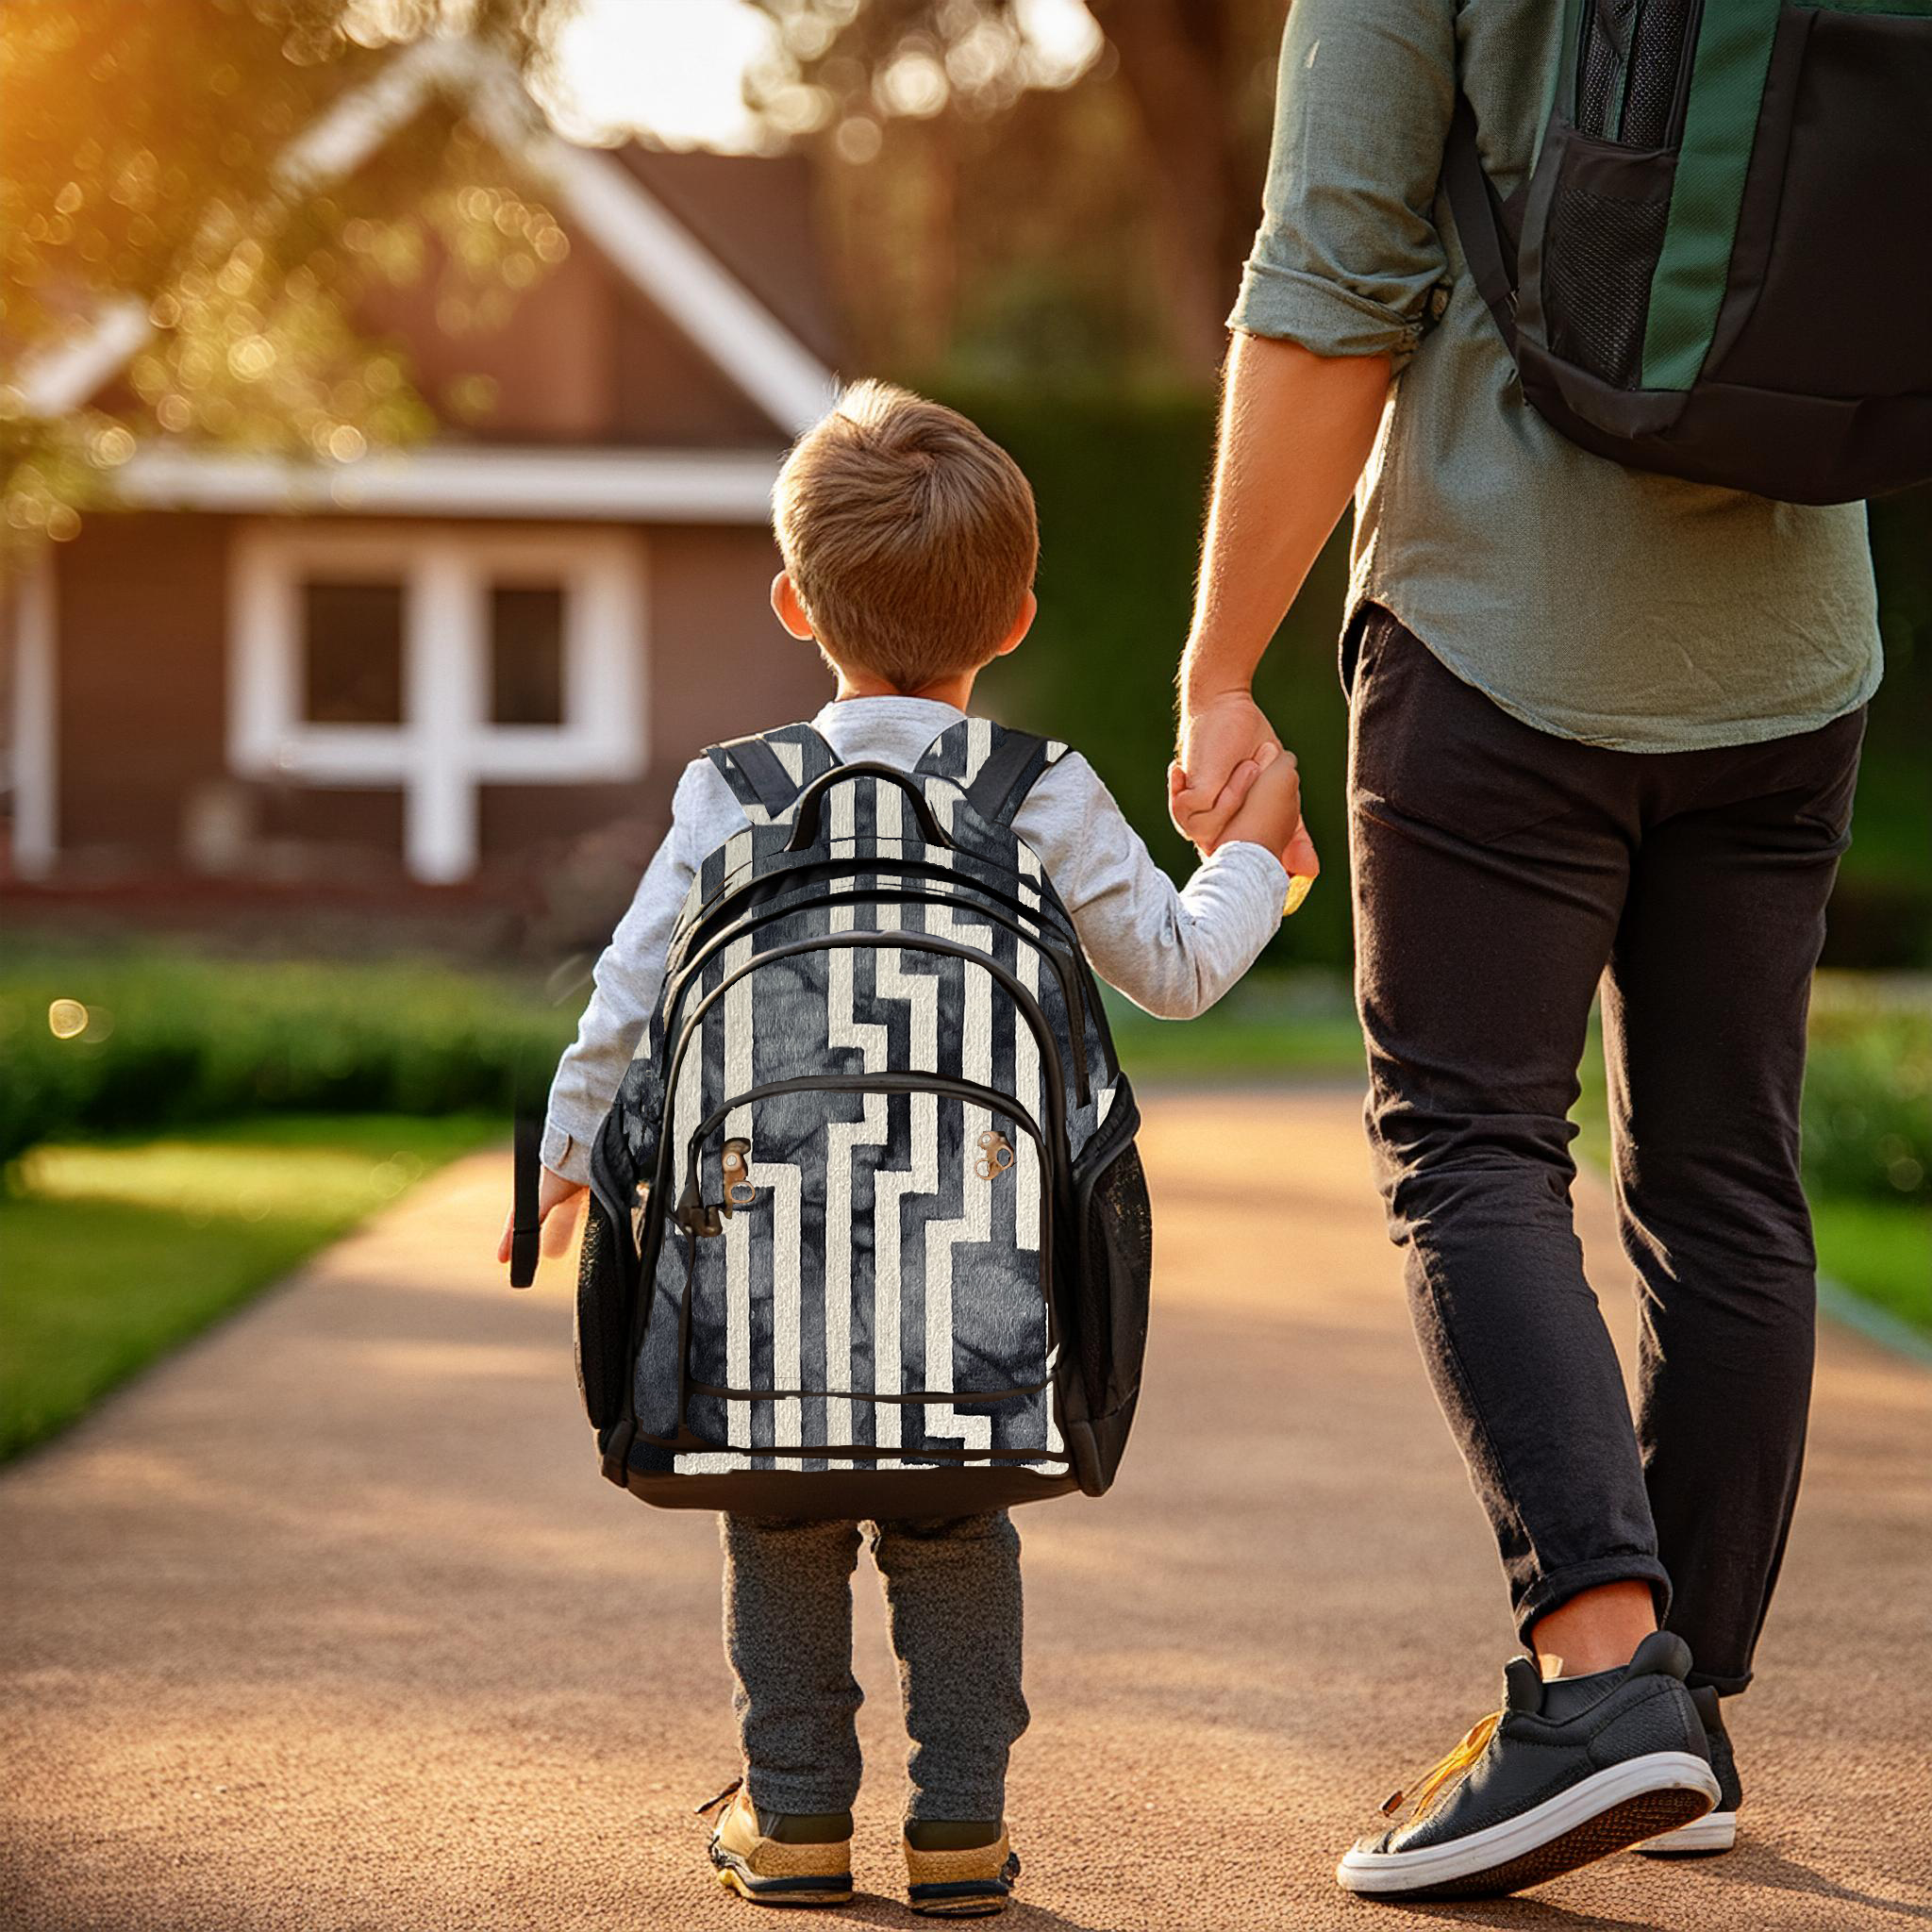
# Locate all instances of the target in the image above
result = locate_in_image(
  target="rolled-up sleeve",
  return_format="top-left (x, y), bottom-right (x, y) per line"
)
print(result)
top-left (1228, 0), bottom-right (1456, 368)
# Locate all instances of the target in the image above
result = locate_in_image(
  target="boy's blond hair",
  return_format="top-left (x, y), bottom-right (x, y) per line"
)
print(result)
top-left (773, 380), bottom-right (1038, 691)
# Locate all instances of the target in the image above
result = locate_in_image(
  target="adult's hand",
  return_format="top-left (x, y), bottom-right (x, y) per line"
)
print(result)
top-left (1170, 687), bottom-right (1281, 849)
top-left (1171, 688), bottom-right (1322, 879)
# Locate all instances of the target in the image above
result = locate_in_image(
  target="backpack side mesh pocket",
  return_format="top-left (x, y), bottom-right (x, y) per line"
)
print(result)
top-left (1060, 1082), bottom-right (1152, 1495)
top-left (574, 1193), bottom-right (632, 1436)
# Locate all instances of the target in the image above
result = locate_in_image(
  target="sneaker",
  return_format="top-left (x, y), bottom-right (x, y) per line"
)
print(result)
top-left (904, 1821), bottom-right (1021, 1918)
top-left (699, 1781), bottom-right (854, 1907)
top-left (1638, 1686), bottom-right (1740, 1855)
top-left (1335, 1630), bottom-right (1721, 1900)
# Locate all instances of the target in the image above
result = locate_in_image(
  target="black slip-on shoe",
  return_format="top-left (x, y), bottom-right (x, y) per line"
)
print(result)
top-left (699, 1781), bottom-right (855, 1907)
top-left (1336, 1630), bottom-right (1720, 1900)
top-left (1638, 1685), bottom-right (1741, 1855)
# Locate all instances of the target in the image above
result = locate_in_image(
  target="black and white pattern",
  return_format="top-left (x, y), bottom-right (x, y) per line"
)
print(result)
top-left (587, 719), bottom-right (1151, 1511)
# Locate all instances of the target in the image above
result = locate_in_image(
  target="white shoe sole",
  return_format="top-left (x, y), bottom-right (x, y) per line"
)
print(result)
top-left (1636, 1808), bottom-right (1738, 1856)
top-left (1336, 1751), bottom-right (1721, 1898)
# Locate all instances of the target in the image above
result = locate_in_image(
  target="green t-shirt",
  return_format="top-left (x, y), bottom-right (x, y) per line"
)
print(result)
top-left (1229, 0), bottom-right (1881, 752)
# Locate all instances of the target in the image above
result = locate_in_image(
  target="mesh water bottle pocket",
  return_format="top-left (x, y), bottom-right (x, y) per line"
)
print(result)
top-left (1071, 1108), bottom-right (1153, 1420)
top-left (1540, 136), bottom-right (1675, 391)
top-left (575, 1194), bottom-right (634, 1434)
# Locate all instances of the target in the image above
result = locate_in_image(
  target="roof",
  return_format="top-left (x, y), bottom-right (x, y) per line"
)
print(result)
top-left (613, 147), bottom-right (842, 375)
top-left (17, 37), bottom-right (840, 441)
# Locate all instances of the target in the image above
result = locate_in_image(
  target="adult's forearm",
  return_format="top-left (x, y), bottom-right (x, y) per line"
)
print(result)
top-left (1182, 332), bottom-right (1391, 702)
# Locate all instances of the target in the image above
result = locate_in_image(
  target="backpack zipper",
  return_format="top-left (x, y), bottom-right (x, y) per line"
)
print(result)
top-left (661, 884), bottom-right (1099, 1106)
top-left (675, 843), bottom-right (1081, 967)
top-left (654, 930), bottom-right (1076, 1182)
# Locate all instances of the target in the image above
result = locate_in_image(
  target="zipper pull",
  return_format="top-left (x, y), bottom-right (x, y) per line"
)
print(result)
top-left (975, 1128), bottom-right (1014, 1181)
top-left (721, 1139), bottom-right (757, 1209)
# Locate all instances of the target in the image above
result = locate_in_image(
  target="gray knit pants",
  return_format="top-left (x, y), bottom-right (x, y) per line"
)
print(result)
top-left (720, 1510), bottom-right (1027, 1822)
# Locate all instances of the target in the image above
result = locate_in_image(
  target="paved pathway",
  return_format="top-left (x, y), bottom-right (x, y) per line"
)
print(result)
top-left (5, 1091), bottom-right (1929, 1931)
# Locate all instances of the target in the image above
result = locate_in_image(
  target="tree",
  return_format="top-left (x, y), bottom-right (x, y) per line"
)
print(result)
top-left (743, 0), bottom-right (1287, 376)
top-left (0, 0), bottom-right (575, 572)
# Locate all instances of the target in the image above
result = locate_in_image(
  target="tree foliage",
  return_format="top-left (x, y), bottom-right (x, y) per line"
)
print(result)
top-left (0, 0), bottom-right (575, 570)
top-left (743, 0), bottom-right (1289, 378)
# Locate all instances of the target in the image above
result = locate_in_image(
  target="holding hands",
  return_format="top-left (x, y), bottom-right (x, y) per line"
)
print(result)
top-left (1170, 685), bottom-right (1321, 887)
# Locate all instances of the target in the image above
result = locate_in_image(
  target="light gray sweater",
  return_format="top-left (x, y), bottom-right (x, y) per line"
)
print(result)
top-left (542, 696), bottom-right (1288, 1182)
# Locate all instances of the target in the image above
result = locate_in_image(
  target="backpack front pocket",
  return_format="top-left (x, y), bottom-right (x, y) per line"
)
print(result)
top-left (645, 1076), bottom-right (1060, 1472)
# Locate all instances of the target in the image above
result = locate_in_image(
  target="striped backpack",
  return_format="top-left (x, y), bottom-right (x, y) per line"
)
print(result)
top-left (568, 718), bottom-right (1152, 1518)
top-left (1445, 0), bottom-right (1932, 503)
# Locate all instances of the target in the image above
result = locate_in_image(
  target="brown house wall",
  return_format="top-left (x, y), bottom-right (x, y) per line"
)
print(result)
top-left (474, 523), bottom-right (821, 865)
top-left (54, 515), bottom-right (231, 866)
top-left (48, 514), bottom-right (823, 888)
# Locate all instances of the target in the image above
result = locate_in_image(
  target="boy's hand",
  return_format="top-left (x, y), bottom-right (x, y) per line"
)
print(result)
top-left (1208, 744), bottom-right (1322, 882)
top-left (496, 1166), bottom-right (588, 1280)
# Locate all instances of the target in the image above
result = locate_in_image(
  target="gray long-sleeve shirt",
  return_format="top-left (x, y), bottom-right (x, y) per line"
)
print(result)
top-left (541, 696), bottom-right (1288, 1182)
top-left (1229, 0), bottom-right (1880, 752)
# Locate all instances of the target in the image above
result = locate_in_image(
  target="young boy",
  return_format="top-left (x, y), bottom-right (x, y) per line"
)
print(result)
top-left (501, 382), bottom-right (1303, 1915)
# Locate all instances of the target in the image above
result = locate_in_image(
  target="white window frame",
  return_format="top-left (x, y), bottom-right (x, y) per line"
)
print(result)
top-left (229, 521), bottom-right (646, 882)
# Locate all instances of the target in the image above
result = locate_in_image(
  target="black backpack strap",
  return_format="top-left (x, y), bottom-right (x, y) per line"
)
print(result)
top-left (914, 718), bottom-right (1069, 827)
top-left (508, 1112), bottom-right (541, 1288)
top-left (1444, 90), bottom-right (1522, 350)
top-left (704, 723), bottom-right (841, 824)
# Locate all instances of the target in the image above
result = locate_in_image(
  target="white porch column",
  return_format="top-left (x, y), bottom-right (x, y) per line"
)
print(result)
top-left (404, 541), bottom-right (481, 884)
top-left (9, 552), bottom-right (58, 878)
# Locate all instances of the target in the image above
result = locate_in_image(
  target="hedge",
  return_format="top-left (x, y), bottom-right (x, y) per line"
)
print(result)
top-left (0, 946), bottom-right (575, 1168)
top-left (956, 387), bottom-right (1932, 972)
top-left (4, 944), bottom-right (1921, 1213)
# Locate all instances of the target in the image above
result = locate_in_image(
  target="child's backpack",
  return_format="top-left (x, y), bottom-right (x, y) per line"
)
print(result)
top-left (1444, 0), bottom-right (1932, 504)
top-left (568, 719), bottom-right (1153, 1518)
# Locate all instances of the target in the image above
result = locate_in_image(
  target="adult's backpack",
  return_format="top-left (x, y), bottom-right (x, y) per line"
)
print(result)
top-left (565, 719), bottom-right (1153, 1520)
top-left (1445, 0), bottom-right (1932, 504)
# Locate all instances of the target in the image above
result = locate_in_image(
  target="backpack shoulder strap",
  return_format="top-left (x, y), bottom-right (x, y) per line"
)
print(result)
top-left (914, 718), bottom-right (1070, 827)
top-left (704, 724), bottom-right (841, 824)
top-left (1444, 88), bottom-right (1523, 350)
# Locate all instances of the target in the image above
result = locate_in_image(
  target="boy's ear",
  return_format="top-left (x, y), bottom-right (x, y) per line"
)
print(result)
top-left (771, 571), bottom-right (816, 641)
top-left (990, 590), bottom-right (1037, 660)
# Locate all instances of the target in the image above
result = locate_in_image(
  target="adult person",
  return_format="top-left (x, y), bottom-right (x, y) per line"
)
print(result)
top-left (1169, 0), bottom-right (1879, 1901)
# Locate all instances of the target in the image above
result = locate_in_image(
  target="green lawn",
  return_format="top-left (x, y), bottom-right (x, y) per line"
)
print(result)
top-left (1808, 1196), bottom-right (1932, 1336)
top-left (0, 1113), bottom-right (497, 1460)
top-left (1102, 973), bottom-right (1367, 1082)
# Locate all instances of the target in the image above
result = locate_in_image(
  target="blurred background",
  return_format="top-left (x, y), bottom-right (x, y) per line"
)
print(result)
top-left (2, 0), bottom-right (1926, 1458)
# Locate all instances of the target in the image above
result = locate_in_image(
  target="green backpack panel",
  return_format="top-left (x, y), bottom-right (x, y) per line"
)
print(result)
top-left (1448, 0), bottom-right (1932, 503)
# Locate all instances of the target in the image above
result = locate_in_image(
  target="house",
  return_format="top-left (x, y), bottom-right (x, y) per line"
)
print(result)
top-left (2, 39), bottom-right (841, 905)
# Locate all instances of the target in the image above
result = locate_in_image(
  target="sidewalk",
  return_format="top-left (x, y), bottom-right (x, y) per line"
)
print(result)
top-left (4, 1091), bottom-right (1928, 1931)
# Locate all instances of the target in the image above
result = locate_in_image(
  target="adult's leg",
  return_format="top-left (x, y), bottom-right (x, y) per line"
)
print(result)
top-left (1348, 610), bottom-right (1670, 1641)
top-left (1606, 712), bottom-right (1865, 1693)
top-left (720, 1513), bottom-right (865, 1812)
top-left (869, 1510), bottom-right (1027, 1824)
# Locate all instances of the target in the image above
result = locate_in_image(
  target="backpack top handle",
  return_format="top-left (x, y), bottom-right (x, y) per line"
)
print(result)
top-left (784, 762), bottom-right (955, 852)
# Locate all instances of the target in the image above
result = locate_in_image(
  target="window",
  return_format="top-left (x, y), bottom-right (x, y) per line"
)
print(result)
top-left (229, 525), bottom-right (646, 882)
top-left (302, 580), bottom-right (405, 724)
top-left (489, 584), bottom-right (566, 726)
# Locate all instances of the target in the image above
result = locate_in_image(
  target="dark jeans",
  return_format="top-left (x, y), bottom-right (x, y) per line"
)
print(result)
top-left (1346, 606), bottom-right (1864, 1693)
